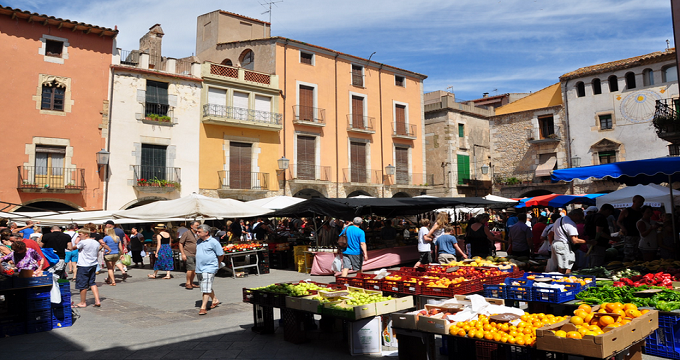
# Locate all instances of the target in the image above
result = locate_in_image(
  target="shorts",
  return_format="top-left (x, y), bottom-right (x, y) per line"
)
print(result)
top-left (417, 251), bottom-right (432, 265)
top-left (185, 255), bottom-right (196, 271)
top-left (197, 272), bottom-right (215, 293)
top-left (75, 265), bottom-right (97, 290)
top-left (438, 253), bottom-right (457, 264)
top-left (342, 254), bottom-right (364, 271)
top-left (104, 254), bottom-right (120, 263)
top-left (65, 250), bottom-right (78, 263)
top-left (551, 241), bottom-right (575, 270)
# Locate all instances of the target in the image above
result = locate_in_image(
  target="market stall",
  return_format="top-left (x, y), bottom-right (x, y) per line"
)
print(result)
top-left (310, 245), bottom-right (420, 275)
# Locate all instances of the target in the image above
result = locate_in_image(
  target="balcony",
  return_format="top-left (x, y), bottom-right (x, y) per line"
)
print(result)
top-left (116, 49), bottom-right (198, 77)
top-left (392, 122), bottom-right (417, 139)
top-left (342, 168), bottom-right (383, 184)
top-left (389, 173), bottom-right (434, 187)
top-left (133, 165), bottom-right (181, 193)
top-left (218, 170), bottom-right (269, 190)
top-left (293, 105), bottom-right (325, 126)
top-left (347, 115), bottom-right (376, 134)
top-left (285, 164), bottom-right (331, 182)
top-left (653, 99), bottom-right (680, 143)
top-left (202, 63), bottom-right (279, 88)
top-left (17, 166), bottom-right (86, 193)
top-left (202, 104), bottom-right (282, 131)
top-left (143, 103), bottom-right (174, 126)
top-left (528, 126), bottom-right (561, 144)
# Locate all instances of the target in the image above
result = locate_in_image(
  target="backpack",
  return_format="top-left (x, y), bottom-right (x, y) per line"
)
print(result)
top-left (337, 228), bottom-right (348, 251)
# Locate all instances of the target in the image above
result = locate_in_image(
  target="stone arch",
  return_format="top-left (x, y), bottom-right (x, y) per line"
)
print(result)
top-left (293, 188), bottom-right (326, 199)
top-left (221, 58), bottom-right (233, 66)
top-left (519, 189), bottom-right (554, 198)
top-left (347, 190), bottom-right (372, 198)
top-left (121, 196), bottom-right (167, 210)
top-left (392, 192), bottom-right (412, 198)
top-left (12, 198), bottom-right (83, 212)
top-left (238, 49), bottom-right (254, 70)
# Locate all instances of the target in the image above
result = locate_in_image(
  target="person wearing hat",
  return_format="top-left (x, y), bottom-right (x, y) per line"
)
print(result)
top-left (148, 224), bottom-right (174, 279)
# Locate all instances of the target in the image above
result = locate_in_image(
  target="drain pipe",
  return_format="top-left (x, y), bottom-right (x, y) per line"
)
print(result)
top-left (562, 79), bottom-right (575, 195)
top-left (334, 52), bottom-right (340, 198)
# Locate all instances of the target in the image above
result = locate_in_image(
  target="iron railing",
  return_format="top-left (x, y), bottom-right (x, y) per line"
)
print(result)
top-left (347, 114), bottom-right (375, 132)
top-left (293, 105), bottom-right (325, 125)
top-left (286, 164), bottom-right (331, 181)
top-left (392, 122), bottom-right (417, 138)
top-left (133, 165), bottom-right (181, 188)
top-left (119, 49), bottom-right (139, 66)
top-left (528, 125), bottom-right (561, 141)
top-left (392, 173), bottom-right (434, 186)
top-left (218, 170), bottom-right (269, 190)
top-left (203, 104), bottom-right (282, 125)
top-left (342, 168), bottom-right (383, 184)
top-left (653, 99), bottom-right (680, 135)
top-left (145, 103), bottom-right (170, 117)
top-left (17, 166), bottom-right (86, 191)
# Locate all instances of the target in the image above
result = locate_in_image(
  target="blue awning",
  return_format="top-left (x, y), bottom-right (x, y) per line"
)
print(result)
top-left (551, 157), bottom-right (680, 185)
top-left (547, 194), bottom-right (604, 208)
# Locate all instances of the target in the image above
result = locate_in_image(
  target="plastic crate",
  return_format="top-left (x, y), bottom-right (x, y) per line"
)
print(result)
top-left (381, 280), bottom-right (402, 293)
top-left (483, 283), bottom-right (507, 299)
top-left (242, 288), bottom-right (254, 303)
top-left (13, 275), bottom-right (52, 288)
top-left (362, 275), bottom-right (382, 291)
top-left (531, 283), bottom-right (580, 303)
top-left (504, 278), bottom-right (533, 301)
top-left (401, 280), bottom-right (422, 295)
top-left (505, 344), bottom-right (532, 360)
top-left (259, 292), bottom-right (286, 308)
top-left (477, 340), bottom-right (503, 360)
top-left (0, 321), bottom-right (26, 337)
top-left (645, 314), bottom-right (680, 359)
top-left (27, 296), bottom-right (51, 311)
top-left (334, 276), bottom-right (353, 288)
top-left (421, 284), bottom-right (454, 297)
top-left (26, 319), bottom-right (52, 334)
top-left (51, 306), bottom-right (73, 329)
top-left (0, 275), bottom-right (12, 290)
top-left (26, 308), bottom-right (52, 322)
top-left (523, 272), bottom-right (596, 289)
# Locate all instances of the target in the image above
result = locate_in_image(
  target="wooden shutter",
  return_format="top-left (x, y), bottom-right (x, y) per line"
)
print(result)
top-left (299, 86), bottom-right (314, 121)
top-left (141, 144), bottom-right (167, 180)
top-left (352, 96), bottom-right (364, 128)
top-left (395, 104), bottom-right (406, 135)
top-left (230, 142), bottom-right (252, 189)
top-left (395, 147), bottom-right (409, 185)
top-left (352, 65), bottom-right (363, 87)
top-left (297, 136), bottom-right (316, 180)
top-left (350, 142), bottom-right (366, 183)
top-left (457, 154), bottom-right (470, 185)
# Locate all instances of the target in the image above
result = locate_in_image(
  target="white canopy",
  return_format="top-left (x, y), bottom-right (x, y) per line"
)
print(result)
top-left (483, 194), bottom-right (518, 203)
top-left (114, 193), bottom-right (272, 220)
top-left (27, 210), bottom-right (116, 226)
top-left (245, 196), bottom-right (306, 210)
top-left (596, 184), bottom-right (680, 211)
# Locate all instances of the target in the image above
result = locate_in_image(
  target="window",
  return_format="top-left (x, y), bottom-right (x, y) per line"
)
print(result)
top-left (592, 79), bottom-right (602, 95)
top-left (352, 65), bottom-right (364, 87)
top-left (643, 68), bottom-right (654, 86)
top-left (232, 91), bottom-right (249, 120)
top-left (145, 80), bottom-right (169, 116)
top-left (608, 75), bottom-right (619, 92)
top-left (41, 82), bottom-right (65, 111)
top-left (300, 51), bottom-right (313, 65)
top-left (297, 136), bottom-right (316, 180)
top-left (35, 146), bottom-right (65, 187)
top-left (539, 115), bottom-right (555, 138)
top-left (45, 40), bottom-right (63, 58)
top-left (457, 154), bottom-right (470, 185)
top-left (140, 144), bottom-right (167, 180)
top-left (599, 114), bottom-right (613, 130)
top-left (298, 85), bottom-right (315, 121)
top-left (458, 124), bottom-right (464, 138)
top-left (625, 72), bottom-right (636, 89)
top-left (239, 49), bottom-right (254, 70)
top-left (351, 95), bottom-right (365, 129)
top-left (395, 75), bottom-right (405, 87)
top-left (395, 147), bottom-right (409, 185)
top-left (598, 151), bottom-right (616, 164)
top-left (394, 104), bottom-right (407, 135)
top-left (576, 82), bottom-right (585, 97)
top-left (229, 142), bottom-right (252, 189)
top-left (221, 58), bottom-right (233, 66)
top-left (350, 142), bottom-right (367, 183)
top-left (663, 66), bottom-right (678, 82)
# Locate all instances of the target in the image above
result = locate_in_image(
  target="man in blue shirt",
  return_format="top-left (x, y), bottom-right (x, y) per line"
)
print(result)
top-left (340, 217), bottom-right (367, 277)
top-left (195, 224), bottom-right (224, 315)
top-left (435, 226), bottom-right (467, 264)
top-left (15, 220), bottom-right (37, 239)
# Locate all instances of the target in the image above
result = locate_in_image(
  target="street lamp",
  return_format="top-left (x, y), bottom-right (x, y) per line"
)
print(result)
top-left (96, 149), bottom-right (110, 173)
top-left (278, 156), bottom-right (289, 196)
top-left (481, 164), bottom-right (489, 175)
top-left (571, 156), bottom-right (581, 168)
top-left (385, 164), bottom-right (395, 176)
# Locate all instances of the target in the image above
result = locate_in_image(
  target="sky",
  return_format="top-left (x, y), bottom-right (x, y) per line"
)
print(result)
top-left (4, 0), bottom-right (675, 100)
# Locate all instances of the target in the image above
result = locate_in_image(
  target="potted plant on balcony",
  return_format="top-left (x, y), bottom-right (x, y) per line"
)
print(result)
top-left (136, 178), bottom-right (148, 187)
top-left (145, 114), bottom-right (172, 123)
top-left (22, 180), bottom-right (38, 189)
top-left (65, 181), bottom-right (78, 189)
top-left (547, 133), bottom-right (558, 139)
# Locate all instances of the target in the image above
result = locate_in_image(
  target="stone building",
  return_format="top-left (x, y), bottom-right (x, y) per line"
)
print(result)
top-left (490, 84), bottom-right (571, 198)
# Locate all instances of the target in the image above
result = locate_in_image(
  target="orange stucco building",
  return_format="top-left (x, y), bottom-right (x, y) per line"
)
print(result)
top-left (196, 11), bottom-right (430, 198)
top-left (0, 7), bottom-right (117, 211)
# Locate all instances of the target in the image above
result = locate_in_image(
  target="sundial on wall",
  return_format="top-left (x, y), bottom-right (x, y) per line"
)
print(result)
top-left (619, 90), bottom-right (661, 123)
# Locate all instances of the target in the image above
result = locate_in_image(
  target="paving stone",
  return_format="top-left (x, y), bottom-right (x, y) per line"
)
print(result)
top-left (198, 349), bottom-right (242, 359)
top-left (192, 341), bottom-right (235, 350)
top-left (161, 350), bottom-right (207, 359)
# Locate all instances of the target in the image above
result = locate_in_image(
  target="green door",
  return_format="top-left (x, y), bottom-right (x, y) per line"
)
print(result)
top-left (457, 154), bottom-right (470, 185)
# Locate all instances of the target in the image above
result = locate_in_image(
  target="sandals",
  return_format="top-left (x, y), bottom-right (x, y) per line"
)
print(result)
top-left (94, 303), bottom-right (101, 307)
top-left (109, 283), bottom-right (116, 286)
top-left (72, 304), bottom-right (87, 308)
top-left (147, 274), bottom-right (157, 279)
top-left (210, 301), bottom-right (220, 309)
top-left (122, 273), bottom-right (129, 281)
top-left (105, 278), bottom-right (111, 285)
top-left (198, 309), bottom-right (207, 315)
top-left (162, 276), bottom-right (172, 279)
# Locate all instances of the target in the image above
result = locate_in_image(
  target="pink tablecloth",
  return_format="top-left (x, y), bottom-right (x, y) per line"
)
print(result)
top-left (310, 245), bottom-right (419, 275)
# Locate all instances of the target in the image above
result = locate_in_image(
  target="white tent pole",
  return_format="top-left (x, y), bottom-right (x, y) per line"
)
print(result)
top-left (670, 175), bottom-right (678, 259)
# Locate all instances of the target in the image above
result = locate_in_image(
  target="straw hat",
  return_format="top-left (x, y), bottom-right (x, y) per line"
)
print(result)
top-left (154, 223), bottom-right (167, 230)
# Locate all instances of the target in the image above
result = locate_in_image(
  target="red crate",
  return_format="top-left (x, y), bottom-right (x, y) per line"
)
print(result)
top-left (242, 288), bottom-right (254, 303)
top-left (381, 280), bottom-right (402, 293)
top-left (362, 274), bottom-right (383, 291)
top-left (334, 276), bottom-right (353, 288)
top-left (400, 280), bottom-right (422, 295)
top-left (421, 285), bottom-right (454, 297)
top-left (399, 267), bottom-right (416, 273)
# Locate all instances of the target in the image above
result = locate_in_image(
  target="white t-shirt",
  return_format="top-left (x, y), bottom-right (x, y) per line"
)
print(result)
top-left (417, 226), bottom-right (431, 252)
top-left (541, 224), bottom-right (554, 239)
top-left (76, 238), bottom-right (101, 267)
top-left (551, 217), bottom-right (578, 244)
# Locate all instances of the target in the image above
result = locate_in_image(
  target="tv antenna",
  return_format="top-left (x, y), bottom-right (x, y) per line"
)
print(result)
top-left (260, 1), bottom-right (283, 24)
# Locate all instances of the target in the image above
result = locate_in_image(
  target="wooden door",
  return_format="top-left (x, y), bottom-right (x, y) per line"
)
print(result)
top-left (395, 147), bottom-right (409, 185)
top-left (35, 146), bottom-right (65, 188)
top-left (352, 96), bottom-right (364, 129)
top-left (297, 136), bottom-right (316, 180)
top-left (395, 104), bottom-right (407, 135)
top-left (299, 86), bottom-right (314, 122)
top-left (350, 142), bottom-right (366, 183)
top-left (229, 142), bottom-right (252, 189)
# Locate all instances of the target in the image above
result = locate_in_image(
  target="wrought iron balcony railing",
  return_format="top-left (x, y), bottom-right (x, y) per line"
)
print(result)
top-left (392, 173), bottom-right (434, 186)
top-left (17, 166), bottom-right (86, 192)
top-left (285, 164), bottom-right (331, 181)
top-left (133, 165), bottom-right (181, 190)
top-left (218, 170), bottom-right (269, 190)
top-left (203, 104), bottom-right (282, 126)
top-left (392, 122), bottom-right (417, 138)
top-left (293, 105), bottom-right (325, 125)
top-left (342, 168), bottom-right (383, 184)
top-left (347, 114), bottom-right (375, 132)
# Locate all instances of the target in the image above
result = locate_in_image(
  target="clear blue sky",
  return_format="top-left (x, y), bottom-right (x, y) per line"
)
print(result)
top-left (5, 0), bottom-right (674, 100)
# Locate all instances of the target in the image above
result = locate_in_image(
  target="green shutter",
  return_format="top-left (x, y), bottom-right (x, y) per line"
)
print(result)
top-left (458, 124), bottom-right (464, 137)
top-left (457, 154), bottom-right (470, 185)
top-left (146, 80), bottom-right (169, 105)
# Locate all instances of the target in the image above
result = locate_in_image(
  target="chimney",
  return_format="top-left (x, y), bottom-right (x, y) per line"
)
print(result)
top-left (483, 92), bottom-right (489, 98)
top-left (140, 24), bottom-right (164, 69)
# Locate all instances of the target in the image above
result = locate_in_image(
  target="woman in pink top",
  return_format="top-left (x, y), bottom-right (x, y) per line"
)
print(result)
top-left (0, 240), bottom-right (43, 276)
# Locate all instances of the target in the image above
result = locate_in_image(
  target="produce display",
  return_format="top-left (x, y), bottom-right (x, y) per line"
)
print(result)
top-left (576, 285), bottom-right (680, 312)
top-left (321, 292), bottom-right (393, 307)
top-left (611, 269), bottom-right (641, 281)
top-left (442, 256), bottom-right (515, 271)
top-left (612, 272), bottom-right (674, 288)
top-left (253, 282), bottom-right (330, 297)
top-left (605, 259), bottom-right (680, 280)
top-left (449, 313), bottom-right (568, 346)
top-left (525, 274), bottom-right (593, 288)
top-left (222, 243), bottom-right (267, 253)
top-left (550, 303), bottom-right (649, 339)
top-left (421, 268), bottom-right (506, 288)
top-left (574, 267), bottom-right (611, 278)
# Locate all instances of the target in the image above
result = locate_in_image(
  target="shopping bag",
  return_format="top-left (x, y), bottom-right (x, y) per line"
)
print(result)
top-left (120, 254), bottom-right (132, 266)
top-left (537, 240), bottom-right (550, 256)
top-left (50, 273), bottom-right (62, 304)
top-left (42, 248), bottom-right (60, 266)
top-left (332, 254), bottom-right (343, 272)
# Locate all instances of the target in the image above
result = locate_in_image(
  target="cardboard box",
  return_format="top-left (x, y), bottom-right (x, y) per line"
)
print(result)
top-left (417, 312), bottom-right (452, 334)
top-left (394, 296), bottom-right (415, 311)
top-left (451, 294), bottom-right (505, 306)
top-left (285, 296), bottom-right (303, 310)
top-left (323, 300), bottom-right (377, 320)
top-left (349, 316), bottom-right (382, 355)
top-left (374, 299), bottom-right (397, 315)
top-left (535, 310), bottom-right (659, 358)
top-left (390, 310), bottom-right (419, 330)
top-left (298, 296), bottom-right (323, 313)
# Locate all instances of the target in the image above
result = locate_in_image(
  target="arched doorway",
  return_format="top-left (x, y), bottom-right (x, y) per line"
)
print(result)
top-left (519, 189), bottom-right (554, 198)
top-left (347, 190), bottom-right (372, 198)
top-left (221, 58), bottom-right (233, 66)
top-left (14, 200), bottom-right (80, 212)
top-left (392, 192), bottom-right (412, 198)
top-left (123, 197), bottom-right (166, 209)
top-left (293, 189), bottom-right (326, 199)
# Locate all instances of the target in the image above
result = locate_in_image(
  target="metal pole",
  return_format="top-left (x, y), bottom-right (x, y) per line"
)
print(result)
top-left (670, 175), bottom-right (678, 259)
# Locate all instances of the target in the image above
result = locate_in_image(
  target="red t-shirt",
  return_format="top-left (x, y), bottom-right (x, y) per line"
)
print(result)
top-left (23, 239), bottom-right (49, 270)
top-left (531, 222), bottom-right (547, 253)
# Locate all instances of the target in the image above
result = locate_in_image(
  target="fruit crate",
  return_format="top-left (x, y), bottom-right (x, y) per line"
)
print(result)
top-left (504, 278), bottom-right (534, 301)
top-left (334, 275), bottom-right (353, 288)
top-left (381, 279), bottom-right (402, 293)
top-left (26, 308), bottom-right (52, 322)
top-left (399, 267), bottom-right (417, 273)
top-left (51, 306), bottom-right (72, 329)
top-left (531, 282), bottom-right (580, 303)
top-left (0, 321), bottom-right (26, 337)
top-left (26, 319), bottom-right (52, 334)
top-left (13, 275), bottom-right (51, 288)
top-left (259, 291), bottom-right (287, 308)
top-left (467, 279), bottom-right (483, 293)
top-left (242, 288), bottom-right (254, 303)
top-left (522, 272), bottom-right (596, 289)
top-left (400, 280), bottom-right (422, 295)
top-left (362, 274), bottom-right (383, 291)
top-left (483, 283), bottom-right (506, 299)
top-left (421, 284), bottom-right (455, 297)
top-left (644, 313), bottom-right (680, 359)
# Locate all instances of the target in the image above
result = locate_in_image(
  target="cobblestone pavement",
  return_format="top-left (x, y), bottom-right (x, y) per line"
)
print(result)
top-left (0, 266), bottom-right (664, 359)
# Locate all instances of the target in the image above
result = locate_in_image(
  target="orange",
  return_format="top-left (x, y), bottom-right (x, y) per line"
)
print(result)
top-left (619, 319), bottom-right (631, 325)
top-left (623, 303), bottom-right (637, 311)
top-left (468, 330), bottom-right (476, 338)
top-left (566, 331), bottom-right (582, 339)
top-left (500, 323), bottom-right (509, 332)
top-left (600, 303), bottom-right (609, 311)
top-left (577, 328), bottom-right (588, 336)
top-left (554, 330), bottom-right (567, 337)
top-left (599, 315), bottom-right (615, 327)
top-left (458, 330), bottom-right (466, 337)
top-left (570, 316), bottom-right (584, 326)
top-left (501, 336), bottom-right (509, 343)
top-left (493, 333), bottom-right (502, 342)
top-left (626, 309), bottom-right (642, 318)
top-left (587, 325), bottom-right (601, 332)
top-left (597, 309), bottom-right (608, 313)
top-left (523, 327), bottom-right (533, 335)
top-left (641, 309), bottom-right (650, 315)
top-left (520, 314), bottom-right (530, 322)
top-left (509, 330), bottom-right (519, 338)
top-left (578, 304), bottom-right (592, 313)
top-left (508, 337), bottom-right (516, 344)
top-left (584, 331), bottom-right (597, 336)
top-left (516, 338), bottom-right (526, 346)
top-left (584, 313), bottom-right (594, 324)
top-left (462, 325), bottom-right (471, 332)
top-left (475, 331), bottom-right (484, 339)
top-left (574, 309), bottom-right (588, 319)
top-left (533, 321), bottom-right (544, 328)
top-left (483, 324), bottom-right (492, 331)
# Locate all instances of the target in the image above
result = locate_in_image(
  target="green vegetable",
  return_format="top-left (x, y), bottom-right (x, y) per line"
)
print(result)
top-left (576, 285), bottom-right (680, 311)
top-left (575, 267), bottom-right (611, 278)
